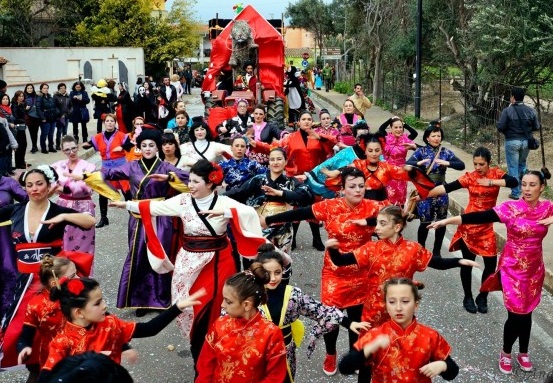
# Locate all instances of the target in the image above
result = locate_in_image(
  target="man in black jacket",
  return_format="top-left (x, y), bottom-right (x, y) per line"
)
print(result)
top-left (496, 87), bottom-right (539, 199)
top-left (159, 76), bottom-right (177, 129)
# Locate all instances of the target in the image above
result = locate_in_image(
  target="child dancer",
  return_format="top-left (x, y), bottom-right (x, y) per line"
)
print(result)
top-left (195, 264), bottom-right (287, 383)
top-left (38, 278), bottom-right (204, 382)
top-left (256, 243), bottom-right (369, 383)
top-left (339, 277), bottom-right (459, 382)
top-left (16, 256), bottom-right (76, 383)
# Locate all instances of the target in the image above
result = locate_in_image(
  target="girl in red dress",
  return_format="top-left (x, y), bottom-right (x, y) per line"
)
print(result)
top-left (16, 256), bottom-right (76, 383)
top-left (426, 146), bottom-right (518, 314)
top-left (195, 264), bottom-right (287, 383)
top-left (339, 277), bottom-right (459, 383)
top-left (39, 278), bottom-right (204, 382)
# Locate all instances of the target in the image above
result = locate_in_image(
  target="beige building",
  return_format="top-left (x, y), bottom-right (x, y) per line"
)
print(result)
top-left (284, 28), bottom-right (315, 49)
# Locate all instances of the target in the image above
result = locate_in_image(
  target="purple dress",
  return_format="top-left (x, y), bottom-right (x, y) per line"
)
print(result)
top-left (493, 199), bottom-right (553, 314)
top-left (0, 176), bottom-right (28, 318)
top-left (51, 159), bottom-right (97, 255)
top-left (102, 158), bottom-right (188, 310)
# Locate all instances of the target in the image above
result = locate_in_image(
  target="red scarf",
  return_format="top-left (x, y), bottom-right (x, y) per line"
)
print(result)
top-left (0, 103), bottom-right (12, 118)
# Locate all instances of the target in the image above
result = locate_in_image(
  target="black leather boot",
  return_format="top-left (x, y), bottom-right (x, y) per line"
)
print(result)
top-left (96, 216), bottom-right (109, 228)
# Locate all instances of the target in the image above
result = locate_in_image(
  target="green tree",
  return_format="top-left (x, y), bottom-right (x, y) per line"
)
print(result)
top-left (285, 0), bottom-right (335, 60)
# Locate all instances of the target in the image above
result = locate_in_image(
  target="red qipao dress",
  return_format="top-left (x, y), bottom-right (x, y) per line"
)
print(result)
top-left (449, 168), bottom-right (506, 257)
top-left (311, 198), bottom-right (380, 308)
top-left (196, 312), bottom-right (287, 383)
top-left (352, 159), bottom-right (410, 203)
top-left (354, 319), bottom-right (452, 383)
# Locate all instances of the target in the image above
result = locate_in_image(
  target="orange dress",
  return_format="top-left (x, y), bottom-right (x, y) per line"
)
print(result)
top-left (352, 237), bottom-right (432, 325)
top-left (196, 312), bottom-right (287, 383)
top-left (42, 315), bottom-right (135, 371)
top-left (352, 159), bottom-right (410, 202)
top-left (311, 198), bottom-right (381, 308)
top-left (354, 318), bottom-right (452, 383)
top-left (22, 289), bottom-right (65, 367)
top-left (449, 167), bottom-right (506, 256)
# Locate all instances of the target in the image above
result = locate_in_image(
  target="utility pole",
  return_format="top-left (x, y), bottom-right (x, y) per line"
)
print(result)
top-left (415, 0), bottom-right (422, 118)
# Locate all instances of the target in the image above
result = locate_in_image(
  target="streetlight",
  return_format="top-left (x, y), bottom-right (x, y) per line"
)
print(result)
top-left (414, 0), bottom-right (422, 118)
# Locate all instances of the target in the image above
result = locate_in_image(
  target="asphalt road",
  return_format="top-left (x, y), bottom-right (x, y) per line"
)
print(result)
top-left (1, 90), bottom-right (553, 383)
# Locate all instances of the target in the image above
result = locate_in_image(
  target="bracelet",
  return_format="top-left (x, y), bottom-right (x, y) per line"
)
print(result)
top-left (489, 180), bottom-right (493, 187)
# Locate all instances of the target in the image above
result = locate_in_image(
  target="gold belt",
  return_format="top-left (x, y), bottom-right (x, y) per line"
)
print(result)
top-left (256, 202), bottom-right (291, 218)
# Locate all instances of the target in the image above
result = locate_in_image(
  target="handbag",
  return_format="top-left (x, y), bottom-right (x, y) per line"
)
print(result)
top-left (15, 124), bottom-right (27, 131)
top-left (80, 107), bottom-right (90, 122)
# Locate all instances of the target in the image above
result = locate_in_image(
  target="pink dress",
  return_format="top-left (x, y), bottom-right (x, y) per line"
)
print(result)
top-left (493, 199), bottom-right (553, 314)
top-left (382, 133), bottom-right (414, 206)
top-left (51, 159), bottom-right (96, 255)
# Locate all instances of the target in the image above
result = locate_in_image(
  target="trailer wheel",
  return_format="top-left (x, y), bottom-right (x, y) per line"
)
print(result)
top-left (267, 97), bottom-right (285, 129)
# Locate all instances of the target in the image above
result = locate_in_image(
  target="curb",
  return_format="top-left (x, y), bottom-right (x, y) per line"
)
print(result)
top-left (312, 89), bottom-right (553, 295)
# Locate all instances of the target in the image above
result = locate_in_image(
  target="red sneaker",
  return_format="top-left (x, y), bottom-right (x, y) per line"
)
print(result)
top-left (498, 351), bottom-right (512, 374)
top-left (323, 353), bottom-right (337, 376)
top-left (516, 353), bottom-right (533, 372)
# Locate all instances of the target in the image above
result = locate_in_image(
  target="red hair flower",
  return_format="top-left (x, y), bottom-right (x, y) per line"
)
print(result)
top-left (208, 163), bottom-right (224, 186)
top-left (66, 279), bottom-right (85, 296)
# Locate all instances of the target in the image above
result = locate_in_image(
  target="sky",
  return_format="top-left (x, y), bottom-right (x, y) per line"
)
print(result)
top-left (166, 1), bottom-right (289, 23)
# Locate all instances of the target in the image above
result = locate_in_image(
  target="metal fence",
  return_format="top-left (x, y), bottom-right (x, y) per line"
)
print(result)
top-left (378, 70), bottom-right (551, 172)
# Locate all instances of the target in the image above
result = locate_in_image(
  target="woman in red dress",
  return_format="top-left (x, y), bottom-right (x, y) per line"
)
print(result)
top-left (262, 168), bottom-right (381, 376)
top-left (339, 277), bottom-right (459, 383)
top-left (196, 264), bottom-right (287, 383)
top-left (252, 110), bottom-right (337, 250)
top-left (427, 146), bottom-right (518, 314)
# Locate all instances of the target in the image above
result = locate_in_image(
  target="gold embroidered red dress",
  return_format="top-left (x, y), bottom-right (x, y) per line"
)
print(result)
top-left (23, 289), bottom-right (65, 367)
top-left (353, 237), bottom-right (432, 326)
top-left (354, 318), bottom-right (452, 383)
top-left (311, 198), bottom-right (381, 308)
top-left (449, 167), bottom-right (506, 256)
top-left (42, 315), bottom-right (135, 372)
top-left (195, 312), bottom-right (287, 383)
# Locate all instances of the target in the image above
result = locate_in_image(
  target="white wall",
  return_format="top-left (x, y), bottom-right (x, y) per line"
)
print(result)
top-left (1, 47), bottom-right (145, 95)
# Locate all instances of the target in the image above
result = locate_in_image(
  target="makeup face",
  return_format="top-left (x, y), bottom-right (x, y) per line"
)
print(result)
top-left (140, 139), bottom-right (158, 159)
top-left (262, 259), bottom-right (283, 290)
top-left (194, 126), bottom-right (207, 140)
top-left (25, 172), bottom-right (50, 202)
top-left (427, 131), bottom-right (442, 147)
top-left (79, 287), bottom-right (107, 324)
top-left (385, 284), bottom-right (418, 329)
top-left (104, 117), bottom-right (116, 132)
top-left (187, 172), bottom-right (213, 199)
top-left (268, 150), bottom-right (287, 174)
top-left (231, 138), bottom-right (247, 159)
top-left (521, 174), bottom-right (544, 203)
top-left (221, 284), bottom-right (247, 318)
top-left (473, 156), bottom-right (490, 176)
top-left (365, 142), bottom-right (383, 164)
top-left (342, 176), bottom-right (365, 205)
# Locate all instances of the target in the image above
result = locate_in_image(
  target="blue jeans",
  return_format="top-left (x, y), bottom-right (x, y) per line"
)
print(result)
top-left (505, 139), bottom-right (528, 197)
top-left (40, 121), bottom-right (56, 150)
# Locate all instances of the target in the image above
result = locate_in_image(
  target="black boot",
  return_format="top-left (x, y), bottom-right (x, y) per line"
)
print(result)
top-left (96, 216), bottom-right (109, 228)
top-left (309, 222), bottom-right (325, 251)
top-left (463, 297), bottom-right (477, 314)
top-left (475, 293), bottom-right (488, 313)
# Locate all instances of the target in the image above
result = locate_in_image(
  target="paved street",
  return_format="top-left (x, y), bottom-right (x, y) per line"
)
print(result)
top-left (1, 89), bottom-right (553, 382)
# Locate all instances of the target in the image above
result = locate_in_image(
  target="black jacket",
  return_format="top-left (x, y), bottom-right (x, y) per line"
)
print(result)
top-left (496, 102), bottom-right (539, 140)
top-left (36, 94), bottom-right (59, 122)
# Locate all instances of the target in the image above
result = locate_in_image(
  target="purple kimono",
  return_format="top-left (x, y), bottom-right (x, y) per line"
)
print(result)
top-left (101, 158), bottom-right (188, 310)
top-left (0, 176), bottom-right (27, 318)
top-left (493, 199), bottom-right (553, 314)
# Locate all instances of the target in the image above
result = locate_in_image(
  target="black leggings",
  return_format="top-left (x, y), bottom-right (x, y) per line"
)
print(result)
top-left (503, 311), bottom-right (532, 354)
top-left (99, 195), bottom-right (108, 218)
top-left (72, 122), bottom-right (89, 142)
top-left (323, 304), bottom-right (363, 355)
top-left (459, 240), bottom-right (497, 299)
top-left (418, 222), bottom-right (446, 256)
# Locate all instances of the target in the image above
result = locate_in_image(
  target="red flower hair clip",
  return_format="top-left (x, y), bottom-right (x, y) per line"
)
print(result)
top-left (208, 163), bottom-right (224, 186)
top-left (66, 279), bottom-right (85, 296)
